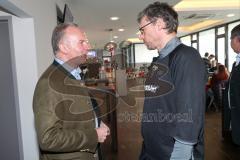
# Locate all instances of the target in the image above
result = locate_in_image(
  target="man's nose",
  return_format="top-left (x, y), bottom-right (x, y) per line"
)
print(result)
top-left (138, 34), bottom-right (144, 40)
top-left (86, 42), bottom-right (91, 50)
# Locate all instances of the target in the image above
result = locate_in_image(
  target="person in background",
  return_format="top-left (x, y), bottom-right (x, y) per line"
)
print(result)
top-left (226, 24), bottom-right (240, 146)
top-left (33, 23), bottom-right (110, 160)
top-left (203, 52), bottom-right (211, 71)
top-left (208, 54), bottom-right (215, 62)
top-left (208, 54), bottom-right (217, 72)
top-left (210, 64), bottom-right (229, 110)
top-left (137, 2), bottom-right (206, 160)
top-left (202, 52), bottom-right (211, 80)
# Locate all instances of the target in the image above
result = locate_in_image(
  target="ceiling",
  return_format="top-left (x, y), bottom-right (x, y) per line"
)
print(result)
top-left (66, 0), bottom-right (240, 49)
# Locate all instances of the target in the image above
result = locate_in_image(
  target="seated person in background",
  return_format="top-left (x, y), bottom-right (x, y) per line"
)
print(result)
top-left (202, 52), bottom-right (211, 70)
top-left (208, 54), bottom-right (215, 62)
top-left (208, 55), bottom-right (217, 73)
top-left (202, 52), bottom-right (211, 79)
top-left (210, 64), bottom-right (229, 109)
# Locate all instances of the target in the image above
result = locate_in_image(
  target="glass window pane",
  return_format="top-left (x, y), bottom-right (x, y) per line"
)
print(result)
top-left (134, 43), bottom-right (158, 69)
top-left (180, 36), bottom-right (191, 46)
top-left (192, 42), bottom-right (197, 50)
top-left (199, 29), bottom-right (215, 57)
top-left (228, 21), bottom-right (240, 71)
top-left (217, 27), bottom-right (225, 35)
top-left (192, 34), bottom-right (197, 41)
top-left (217, 37), bottom-right (225, 65)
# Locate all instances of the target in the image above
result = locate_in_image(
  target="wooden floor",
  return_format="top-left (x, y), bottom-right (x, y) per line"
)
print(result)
top-left (101, 97), bottom-right (240, 160)
top-left (205, 111), bottom-right (240, 160)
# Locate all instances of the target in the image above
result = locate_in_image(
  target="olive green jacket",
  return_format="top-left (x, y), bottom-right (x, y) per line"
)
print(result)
top-left (33, 61), bottom-right (99, 160)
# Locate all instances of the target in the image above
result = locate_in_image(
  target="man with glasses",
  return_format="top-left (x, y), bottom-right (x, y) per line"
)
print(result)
top-left (33, 23), bottom-right (110, 160)
top-left (137, 2), bottom-right (206, 160)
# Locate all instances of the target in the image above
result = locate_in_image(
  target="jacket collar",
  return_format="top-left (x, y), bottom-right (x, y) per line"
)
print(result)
top-left (52, 60), bottom-right (76, 80)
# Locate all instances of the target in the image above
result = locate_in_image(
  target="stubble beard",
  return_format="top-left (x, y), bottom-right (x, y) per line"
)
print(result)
top-left (146, 43), bottom-right (155, 50)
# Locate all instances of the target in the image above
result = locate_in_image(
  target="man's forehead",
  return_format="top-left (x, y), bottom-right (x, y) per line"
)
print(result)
top-left (140, 16), bottom-right (149, 23)
top-left (65, 26), bottom-right (81, 33)
top-left (66, 27), bottom-right (86, 37)
top-left (140, 16), bottom-right (154, 25)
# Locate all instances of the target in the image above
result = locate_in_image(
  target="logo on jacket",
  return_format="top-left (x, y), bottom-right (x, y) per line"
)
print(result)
top-left (144, 85), bottom-right (159, 93)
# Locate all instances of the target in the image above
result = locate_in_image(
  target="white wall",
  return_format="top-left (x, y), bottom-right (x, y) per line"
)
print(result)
top-left (0, 1), bottom-right (67, 160)
top-left (9, 16), bottom-right (39, 160)
top-left (5, 0), bottom-right (67, 76)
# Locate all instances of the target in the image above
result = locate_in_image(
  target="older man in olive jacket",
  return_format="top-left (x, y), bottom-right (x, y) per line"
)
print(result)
top-left (33, 23), bottom-right (110, 160)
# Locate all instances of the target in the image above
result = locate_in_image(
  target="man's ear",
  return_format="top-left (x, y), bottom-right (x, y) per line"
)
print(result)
top-left (237, 37), bottom-right (240, 50)
top-left (156, 19), bottom-right (166, 32)
top-left (59, 42), bottom-right (69, 54)
top-left (237, 37), bottom-right (240, 43)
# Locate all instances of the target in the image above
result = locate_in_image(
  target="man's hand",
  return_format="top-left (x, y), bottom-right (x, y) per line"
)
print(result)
top-left (95, 122), bottom-right (110, 143)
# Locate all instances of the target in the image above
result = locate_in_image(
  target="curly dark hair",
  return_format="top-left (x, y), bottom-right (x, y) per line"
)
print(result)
top-left (137, 2), bottom-right (178, 33)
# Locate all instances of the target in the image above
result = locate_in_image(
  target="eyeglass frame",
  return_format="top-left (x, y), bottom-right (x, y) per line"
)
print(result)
top-left (139, 20), bottom-right (155, 35)
top-left (139, 19), bottom-right (168, 35)
top-left (79, 39), bottom-right (90, 45)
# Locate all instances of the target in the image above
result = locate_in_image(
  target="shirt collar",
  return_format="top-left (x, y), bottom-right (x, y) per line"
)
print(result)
top-left (236, 53), bottom-right (240, 58)
top-left (54, 57), bottom-right (81, 80)
top-left (158, 37), bottom-right (181, 59)
top-left (235, 53), bottom-right (240, 66)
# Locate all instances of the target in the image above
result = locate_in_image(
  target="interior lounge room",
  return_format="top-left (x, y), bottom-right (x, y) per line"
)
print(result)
top-left (0, 0), bottom-right (240, 160)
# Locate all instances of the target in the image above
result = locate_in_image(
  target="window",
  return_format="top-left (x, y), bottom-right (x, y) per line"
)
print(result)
top-left (217, 37), bottom-right (225, 65)
top-left (199, 29), bottom-right (215, 57)
top-left (217, 27), bottom-right (225, 35)
top-left (180, 36), bottom-right (191, 47)
top-left (191, 34), bottom-right (198, 50)
top-left (192, 42), bottom-right (197, 50)
top-left (134, 43), bottom-right (158, 69)
top-left (192, 34), bottom-right (197, 41)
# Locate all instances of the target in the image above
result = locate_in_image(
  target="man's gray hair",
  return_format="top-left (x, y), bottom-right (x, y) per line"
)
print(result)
top-left (51, 23), bottom-right (78, 55)
top-left (137, 2), bottom-right (178, 33)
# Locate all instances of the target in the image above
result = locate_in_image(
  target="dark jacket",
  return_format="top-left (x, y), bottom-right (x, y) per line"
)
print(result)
top-left (141, 44), bottom-right (206, 160)
top-left (226, 62), bottom-right (240, 145)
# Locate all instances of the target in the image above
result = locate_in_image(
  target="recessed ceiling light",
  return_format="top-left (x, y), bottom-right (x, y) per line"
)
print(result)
top-left (118, 28), bottom-right (125, 32)
top-left (227, 13), bottom-right (235, 17)
top-left (113, 36), bottom-right (118, 39)
top-left (110, 17), bottom-right (119, 21)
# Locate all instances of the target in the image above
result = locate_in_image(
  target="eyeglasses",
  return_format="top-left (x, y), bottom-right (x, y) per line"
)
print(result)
top-left (79, 39), bottom-right (89, 45)
top-left (139, 21), bottom-right (154, 34)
